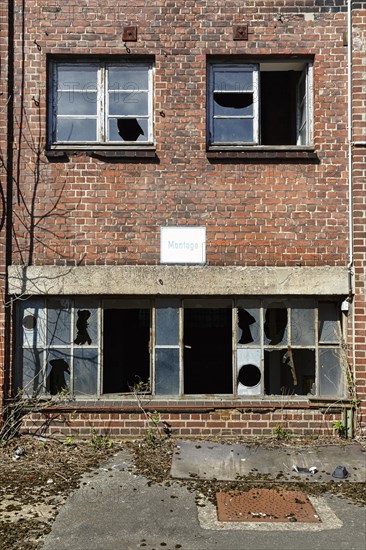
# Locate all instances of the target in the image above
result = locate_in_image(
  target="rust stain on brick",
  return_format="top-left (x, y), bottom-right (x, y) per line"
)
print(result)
top-left (216, 489), bottom-right (321, 523)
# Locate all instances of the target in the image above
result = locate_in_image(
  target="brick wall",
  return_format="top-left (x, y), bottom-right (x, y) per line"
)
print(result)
top-left (352, 8), bottom-right (366, 435)
top-left (0, 0), bottom-right (9, 409)
top-left (21, 406), bottom-right (346, 439)
top-left (10, 1), bottom-right (350, 267)
top-left (1, 1), bottom-right (365, 437)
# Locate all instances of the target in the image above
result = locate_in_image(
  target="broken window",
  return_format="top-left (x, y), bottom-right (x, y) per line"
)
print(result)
top-left (103, 301), bottom-right (151, 394)
top-left (49, 61), bottom-right (153, 146)
top-left (207, 60), bottom-right (313, 147)
top-left (183, 301), bottom-right (232, 394)
top-left (17, 297), bottom-right (344, 400)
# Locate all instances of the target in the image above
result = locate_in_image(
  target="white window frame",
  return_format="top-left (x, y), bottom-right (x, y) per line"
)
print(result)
top-left (207, 63), bottom-right (259, 146)
top-left (49, 60), bottom-right (154, 147)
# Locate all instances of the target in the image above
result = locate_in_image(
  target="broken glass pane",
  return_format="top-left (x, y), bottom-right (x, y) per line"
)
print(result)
top-left (155, 348), bottom-right (179, 395)
top-left (319, 348), bottom-right (343, 396)
top-left (237, 348), bottom-right (261, 395)
top-left (213, 93), bottom-right (253, 116)
top-left (45, 349), bottom-right (71, 396)
top-left (108, 118), bottom-right (148, 142)
top-left (23, 348), bottom-right (45, 396)
top-left (156, 301), bottom-right (179, 345)
top-left (264, 349), bottom-right (315, 396)
top-left (73, 348), bottom-right (98, 396)
top-left (318, 302), bottom-right (340, 343)
top-left (74, 300), bottom-right (99, 346)
top-left (47, 299), bottom-right (71, 346)
top-left (264, 301), bottom-right (288, 346)
top-left (291, 299), bottom-right (315, 346)
top-left (237, 301), bottom-right (260, 345)
top-left (21, 299), bottom-right (46, 348)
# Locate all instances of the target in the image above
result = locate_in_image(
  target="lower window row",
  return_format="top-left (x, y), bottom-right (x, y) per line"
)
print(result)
top-left (17, 297), bottom-right (346, 399)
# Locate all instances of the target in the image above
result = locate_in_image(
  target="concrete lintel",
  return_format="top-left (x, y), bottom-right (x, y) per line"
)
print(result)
top-left (8, 265), bottom-right (349, 296)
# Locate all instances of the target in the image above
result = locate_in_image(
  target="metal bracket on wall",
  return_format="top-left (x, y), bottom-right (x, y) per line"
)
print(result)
top-left (123, 27), bottom-right (137, 42)
top-left (233, 25), bottom-right (248, 40)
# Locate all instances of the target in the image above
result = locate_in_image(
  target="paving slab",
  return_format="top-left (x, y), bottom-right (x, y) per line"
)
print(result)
top-left (171, 441), bottom-right (366, 482)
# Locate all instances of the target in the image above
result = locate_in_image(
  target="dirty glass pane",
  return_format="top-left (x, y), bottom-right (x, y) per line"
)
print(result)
top-left (23, 348), bottom-right (45, 396)
top-left (57, 118), bottom-right (97, 142)
top-left (318, 302), bottom-right (340, 343)
top-left (108, 68), bottom-right (149, 91)
top-left (57, 66), bottom-right (98, 90)
top-left (108, 92), bottom-right (148, 116)
top-left (21, 299), bottom-right (46, 348)
top-left (108, 117), bottom-right (148, 142)
top-left (73, 302), bottom-right (99, 347)
top-left (155, 348), bottom-right (179, 395)
top-left (291, 299), bottom-right (315, 346)
top-left (156, 301), bottom-right (179, 345)
top-left (213, 70), bottom-right (253, 92)
top-left (213, 118), bottom-right (253, 143)
top-left (319, 348), bottom-right (343, 396)
top-left (237, 301), bottom-right (260, 345)
top-left (47, 299), bottom-right (72, 346)
top-left (264, 301), bottom-right (288, 346)
top-left (57, 91), bottom-right (97, 116)
top-left (73, 349), bottom-right (98, 396)
top-left (45, 349), bottom-right (71, 396)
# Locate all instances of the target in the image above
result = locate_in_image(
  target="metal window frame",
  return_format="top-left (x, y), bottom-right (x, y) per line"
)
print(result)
top-left (18, 297), bottom-right (344, 400)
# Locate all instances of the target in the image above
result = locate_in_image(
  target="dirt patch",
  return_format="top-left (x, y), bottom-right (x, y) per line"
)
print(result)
top-left (0, 434), bottom-right (365, 549)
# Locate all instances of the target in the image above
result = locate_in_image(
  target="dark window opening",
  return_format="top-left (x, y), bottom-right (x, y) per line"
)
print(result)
top-left (183, 308), bottom-right (232, 394)
top-left (103, 309), bottom-right (150, 393)
top-left (264, 349), bottom-right (315, 396)
top-left (260, 71), bottom-right (300, 145)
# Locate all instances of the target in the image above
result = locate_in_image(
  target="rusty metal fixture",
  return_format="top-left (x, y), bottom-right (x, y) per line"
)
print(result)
top-left (216, 489), bottom-right (321, 523)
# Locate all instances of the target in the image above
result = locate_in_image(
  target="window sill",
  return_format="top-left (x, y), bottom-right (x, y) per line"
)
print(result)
top-left (45, 146), bottom-right (156, 159)
top-left (207, 145), bottom-right (318, 161)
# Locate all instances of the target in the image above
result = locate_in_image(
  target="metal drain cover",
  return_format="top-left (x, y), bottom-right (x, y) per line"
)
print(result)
top-left (216, 489), bottom-right (321, 523)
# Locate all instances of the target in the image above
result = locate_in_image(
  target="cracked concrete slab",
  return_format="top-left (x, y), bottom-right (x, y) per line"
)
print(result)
top-left (171, 441), bottom-right (366, 482)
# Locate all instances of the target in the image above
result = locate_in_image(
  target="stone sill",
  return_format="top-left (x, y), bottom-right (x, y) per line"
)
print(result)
top-left (207, 146), bottom-right (318, 161)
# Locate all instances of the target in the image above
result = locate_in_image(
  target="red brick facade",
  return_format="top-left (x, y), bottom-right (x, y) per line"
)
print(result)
top-left (1, 1), bottom-right (365, 439)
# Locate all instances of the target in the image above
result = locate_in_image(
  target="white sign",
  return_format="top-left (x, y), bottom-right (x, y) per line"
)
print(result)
top-left (160, 227), bottom-right (206, 264)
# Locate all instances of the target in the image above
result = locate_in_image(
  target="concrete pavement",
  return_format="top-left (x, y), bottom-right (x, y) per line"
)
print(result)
top-left (41, 446), bottom-right (366, 550)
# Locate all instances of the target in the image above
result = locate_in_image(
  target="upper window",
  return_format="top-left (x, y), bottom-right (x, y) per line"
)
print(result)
top-left (207, 60), bottom-right (313, 148)
top-left (48, 60), bottom-right (154, 147)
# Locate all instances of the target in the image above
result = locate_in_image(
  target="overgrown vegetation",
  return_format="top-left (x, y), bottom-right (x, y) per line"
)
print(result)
top-left (0, 388), bottom-right (71, 446)
top-left (130, 378), bottom-right (172, 446)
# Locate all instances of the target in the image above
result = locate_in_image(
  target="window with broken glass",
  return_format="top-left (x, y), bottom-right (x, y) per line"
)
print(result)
top-left (48, 60), bottom-right (154, 147)
top-left (17, 297), bottom-right (344, 400)
top-left (207, 60), bottom-right (313, 147)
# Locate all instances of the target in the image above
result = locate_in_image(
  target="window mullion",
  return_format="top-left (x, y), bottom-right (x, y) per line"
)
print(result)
top-left (99, 64), bottom-right (106, 143)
